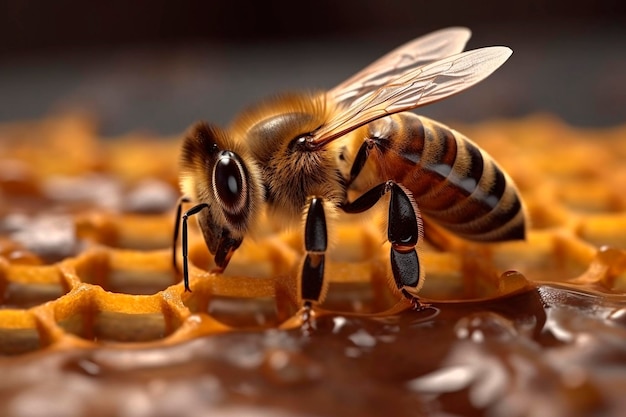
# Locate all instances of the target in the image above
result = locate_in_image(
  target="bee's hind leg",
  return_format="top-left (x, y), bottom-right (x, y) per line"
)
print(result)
top-left (341, 181), bottom-right (425, 307)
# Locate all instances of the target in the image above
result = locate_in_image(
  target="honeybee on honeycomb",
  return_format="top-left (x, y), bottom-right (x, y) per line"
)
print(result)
top-left (1, 25), bottom-right (626, 417)
top-left (173, 27), bottom-right (526, 309)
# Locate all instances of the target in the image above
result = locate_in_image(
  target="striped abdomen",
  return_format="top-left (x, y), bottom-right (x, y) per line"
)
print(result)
top-left (362, 113), bottom-right (525, 242)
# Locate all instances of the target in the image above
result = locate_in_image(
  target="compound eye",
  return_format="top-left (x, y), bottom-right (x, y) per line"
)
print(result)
top-left (213, 151), bottom-right (246, 213)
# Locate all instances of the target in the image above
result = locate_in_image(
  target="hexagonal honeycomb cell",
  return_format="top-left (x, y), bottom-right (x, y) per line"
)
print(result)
top-left (1, 113), bottom-right (625, 417)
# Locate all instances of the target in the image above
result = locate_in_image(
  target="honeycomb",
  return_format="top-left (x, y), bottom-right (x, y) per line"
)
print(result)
top-left (1, 112), bottom-right (625, 417)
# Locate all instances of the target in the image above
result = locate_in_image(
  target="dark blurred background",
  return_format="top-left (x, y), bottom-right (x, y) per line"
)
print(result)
top-left (0, 0), bottom-right (625, 136)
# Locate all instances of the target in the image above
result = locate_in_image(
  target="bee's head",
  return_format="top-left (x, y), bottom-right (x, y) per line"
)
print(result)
top-left (179, 122), bottom-right (263, 270)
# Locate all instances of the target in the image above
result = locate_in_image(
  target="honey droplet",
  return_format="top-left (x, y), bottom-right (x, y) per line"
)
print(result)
top-left (455, 312), bottom-right (519, 343)
top-left (261, 348), bottom-right (323, 386)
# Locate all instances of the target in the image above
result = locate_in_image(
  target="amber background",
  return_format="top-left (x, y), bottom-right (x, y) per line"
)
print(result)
top-left (0, 0), bottom-right (625, 135)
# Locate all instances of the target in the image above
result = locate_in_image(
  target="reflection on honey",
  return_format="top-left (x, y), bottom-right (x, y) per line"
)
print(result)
top-left (0, 113), bottom-right (625, 417)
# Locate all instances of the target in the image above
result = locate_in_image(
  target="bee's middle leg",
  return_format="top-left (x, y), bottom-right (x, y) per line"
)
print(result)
top-left (299, 197), bottom-right (328, 308)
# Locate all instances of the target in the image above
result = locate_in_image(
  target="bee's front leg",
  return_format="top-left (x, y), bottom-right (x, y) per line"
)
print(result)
top-left (178, 202), bottom-right (209, 292)
top-left (342, 181), bottom-right (424, 306)
top-left (171, 196), bottom-right (191, 274)
top-left (299, 197), bottom-right (328, 309)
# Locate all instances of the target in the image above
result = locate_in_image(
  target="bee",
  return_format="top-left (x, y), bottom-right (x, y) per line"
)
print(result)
top-left (172, 27), bottom-right (526, 309)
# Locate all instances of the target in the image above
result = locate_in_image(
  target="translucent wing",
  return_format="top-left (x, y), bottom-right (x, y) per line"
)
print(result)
top-left (330, 27), bottom-right (472, 107)
top-left (311, 46), bottom-right (513, 148)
